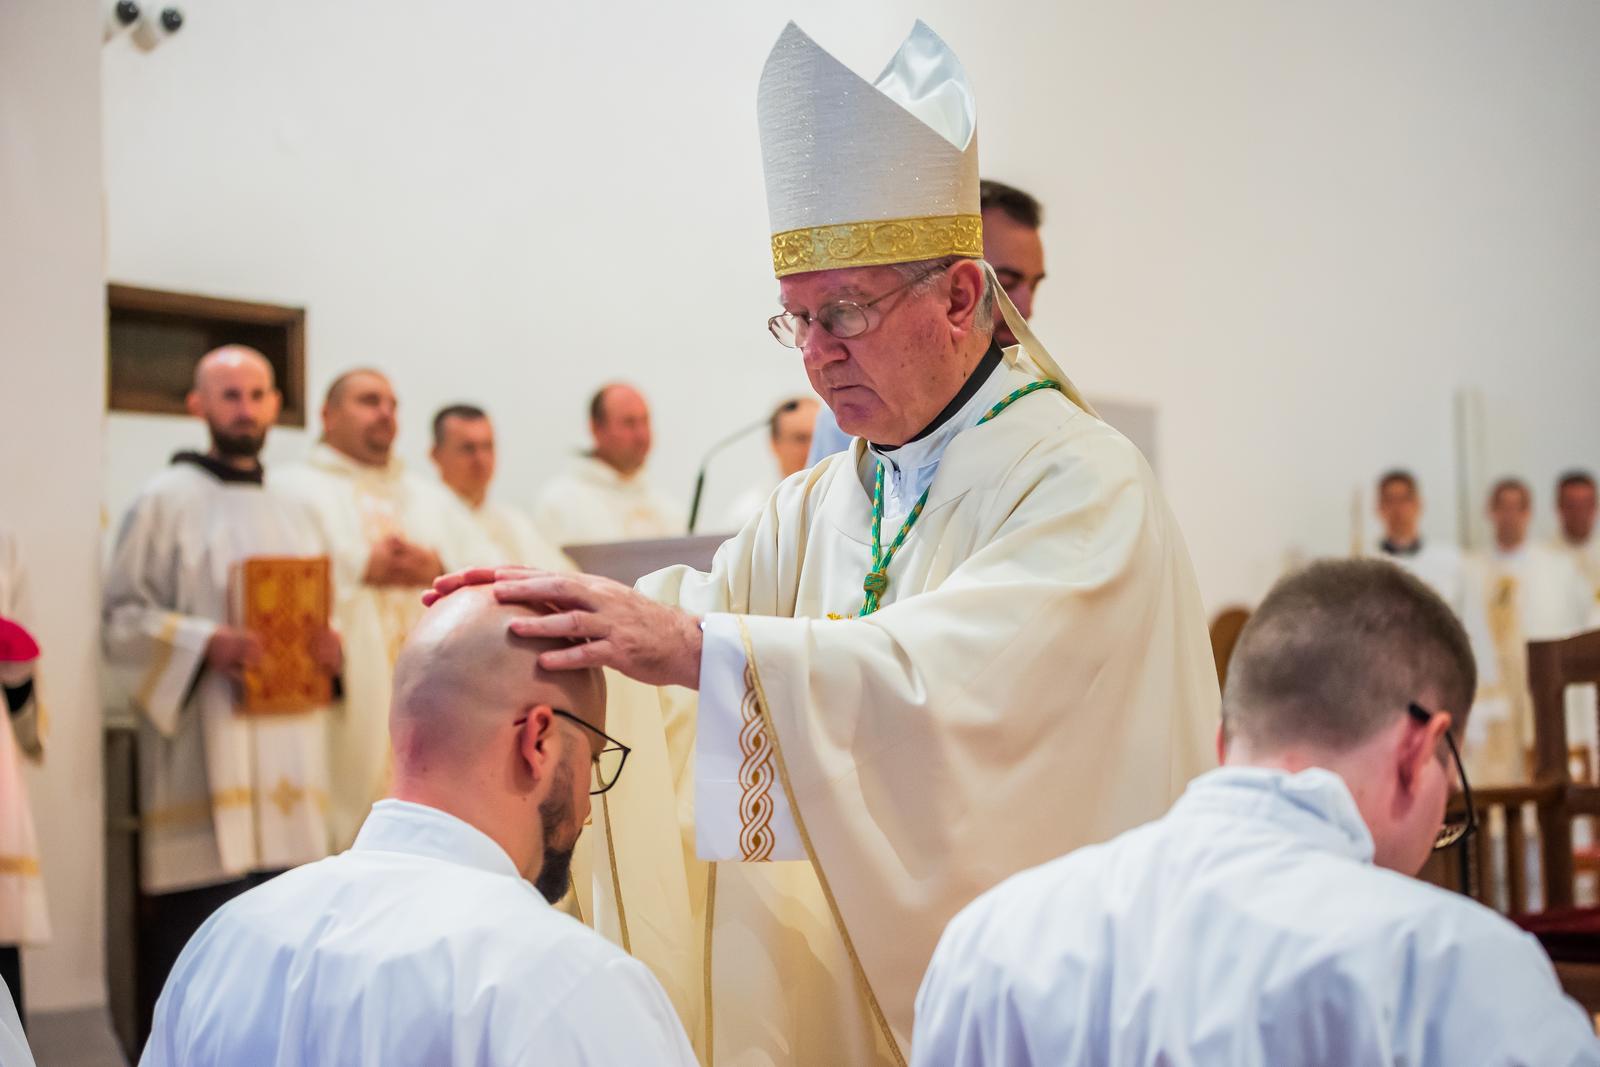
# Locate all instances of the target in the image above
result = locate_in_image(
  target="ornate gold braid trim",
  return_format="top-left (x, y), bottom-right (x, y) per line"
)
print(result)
top-left (771, 213), bottom-right (982, 277)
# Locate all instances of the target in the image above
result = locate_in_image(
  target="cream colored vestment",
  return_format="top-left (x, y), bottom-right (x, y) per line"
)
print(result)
top-left (103, 462), bottom-right (334, 893)
top-left (0, 526), bottom-right (47, 944)
top-left (591, 352), bottom-right (1220, 1065)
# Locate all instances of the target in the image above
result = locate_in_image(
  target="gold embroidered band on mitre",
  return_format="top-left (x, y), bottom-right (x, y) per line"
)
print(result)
top-left (770, 212), bottom-right (983, 277)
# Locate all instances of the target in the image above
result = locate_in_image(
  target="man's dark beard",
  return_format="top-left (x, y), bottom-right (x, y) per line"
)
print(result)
top-left (534, 761), bottom-right (578, 904)
top-left (210, 427), bottom-right (266, 459)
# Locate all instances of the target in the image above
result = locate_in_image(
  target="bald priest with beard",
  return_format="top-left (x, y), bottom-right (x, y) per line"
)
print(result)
top-left (141, 588), bottom-right (697, 1067)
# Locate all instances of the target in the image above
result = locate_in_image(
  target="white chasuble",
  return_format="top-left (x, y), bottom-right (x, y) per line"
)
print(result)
top-left (594, 353), bottom-right (1221, 1065)
top-left (0, 527), bottom-right (48, 945)
top-left (102, 462), bottom-right (334, 893)
top-left (461, 495), bottom-right (574, 572)
top-left (533, 456), bottom-right (681, 549)
top-left (273, 445), bottom-right (498, 846)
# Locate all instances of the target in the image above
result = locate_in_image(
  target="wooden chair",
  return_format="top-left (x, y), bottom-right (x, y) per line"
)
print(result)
top-left (1208, 607), bottom-right (1251, 690)
top-left (1525, 628), bottom-right (1600, 910)
top-left (1505, 629), bottom-right (1600, 1012)
top-left (1424, 629), bottom-right (1600, 912)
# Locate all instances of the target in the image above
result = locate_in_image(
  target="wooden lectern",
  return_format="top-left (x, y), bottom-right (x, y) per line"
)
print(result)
top-left (564, 533), bottom-right (732, 586)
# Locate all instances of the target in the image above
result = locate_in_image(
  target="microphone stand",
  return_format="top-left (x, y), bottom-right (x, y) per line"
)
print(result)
top-left (688, 401), bottom-right (799, 533)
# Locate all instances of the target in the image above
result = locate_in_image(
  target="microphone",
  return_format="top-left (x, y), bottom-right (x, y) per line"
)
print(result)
top-left (688, 400), bottom-right (801, 533)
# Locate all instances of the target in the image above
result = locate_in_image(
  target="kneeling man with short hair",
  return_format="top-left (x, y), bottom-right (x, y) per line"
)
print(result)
top-left (914, 558), bottom-right (1600, 1066)
top-left (142, 587), bottom-right (696, 1066)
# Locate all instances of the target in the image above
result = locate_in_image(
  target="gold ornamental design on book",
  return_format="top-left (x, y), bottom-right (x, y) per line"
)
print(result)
top-left (233, 556), bottom-right (332, 714)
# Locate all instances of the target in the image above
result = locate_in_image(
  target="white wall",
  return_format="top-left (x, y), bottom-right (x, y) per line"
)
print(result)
top-left (101, 0), bottom-right (1600, 610)
top-left (0, 0), bottom-right (107, 1012)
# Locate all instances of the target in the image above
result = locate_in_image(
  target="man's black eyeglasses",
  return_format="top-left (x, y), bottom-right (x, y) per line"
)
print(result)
top-left (1408, 701), bottom-right (1476, 851)
top-left (515, 709), bottom-right (631, 795)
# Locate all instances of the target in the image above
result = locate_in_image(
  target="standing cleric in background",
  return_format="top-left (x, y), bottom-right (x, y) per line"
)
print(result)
top-left (720, 395), bottom-right (820, 528)
top-left (102, 347), bottom-right (343, 1044)
top-left (533, 383), bottom-right (680, 548)
top-left (0, 527), bottom-right (48, 1027)
top-left (1553, 470), bottom-right (1600, 601)
top-left (807, 178), bottom-right (1051, 464)
top-left (273, 369), bottom-right (497, 847)
top-left (431, 403), bottom-right (572, 571)
top-left (432, 21), bottom-right (1218, 1064)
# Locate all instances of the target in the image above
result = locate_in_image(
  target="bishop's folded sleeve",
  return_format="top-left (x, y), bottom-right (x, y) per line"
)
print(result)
top-left (694, 612), bottom-right (802, 861)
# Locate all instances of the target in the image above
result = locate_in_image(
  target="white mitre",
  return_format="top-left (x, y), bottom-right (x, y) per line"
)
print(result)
top-left (756, 20), bottom-right (1096, 412)
top-left (757, 20), bottom-right (982, 278)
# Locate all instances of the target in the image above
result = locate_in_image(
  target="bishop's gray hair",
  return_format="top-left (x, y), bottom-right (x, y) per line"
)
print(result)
top-left (891, 256), bottom-right (997, 337)
top-left (1221, 558), bottom-right (1477, 755)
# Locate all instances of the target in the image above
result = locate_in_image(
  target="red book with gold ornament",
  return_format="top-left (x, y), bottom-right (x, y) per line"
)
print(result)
top-left (232, 556), bottom-right (331, 714)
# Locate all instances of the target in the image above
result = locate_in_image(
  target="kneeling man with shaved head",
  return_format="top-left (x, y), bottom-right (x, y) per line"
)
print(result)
top-left (142, 587), bottom-right (696, 1067)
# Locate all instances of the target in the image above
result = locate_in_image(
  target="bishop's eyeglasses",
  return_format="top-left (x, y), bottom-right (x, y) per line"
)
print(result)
top-left (515, 710), bottom-right (631, 795)
top-left (1408, 701), bottom-right (1476, 851)
top-left (768, 265), bottom-right (948, 348)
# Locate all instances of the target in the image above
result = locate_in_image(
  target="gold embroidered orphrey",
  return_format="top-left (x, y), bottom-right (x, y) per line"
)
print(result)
top-left (736, 661), bottom-right (778, 862)
top-left (771, 212), bottom-right (982, 277)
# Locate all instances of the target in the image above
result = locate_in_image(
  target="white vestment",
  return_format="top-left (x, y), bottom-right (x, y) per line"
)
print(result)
top-left (1553, 535), bottom-right (1600, 606)
top-left (595, 351), bottom-right (1220, 1064)
top-left (1470, 542), bottom-right (1596, 775)
top-left (0, 527), bottom-right (48, 945)
top-left (141, 800), bottom-right (697, 1067)
top-left (273, 445), bottom-right (498, 844)
top-left (914, 766), bottom-right (1599, 1066)
top-left (455, 491), bottom-right (573, 571)
top-left (103, 460), bottom-right (335, 893)
top-left (533, 456), bottom-right (680, 548)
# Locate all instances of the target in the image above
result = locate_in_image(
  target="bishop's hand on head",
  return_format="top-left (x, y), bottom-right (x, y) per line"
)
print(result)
top-left (424, 566), bottom-right (704, 690)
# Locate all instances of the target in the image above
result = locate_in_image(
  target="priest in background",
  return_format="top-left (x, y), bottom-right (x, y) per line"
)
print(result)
top-left (142, 588), bottom-right (697, 1067)
top-left (533, 383), bottom-right (679, 548)
top-left (431, 404), bottom-right (571, 571)
top-left (1553, 470), bottom-right (1600, 601)
top-left (103, 347), bottom-right (341, 1043)
top-left (434, 21), bottom-right (1218, 1064)
top-left (1471, 477), bottom-right (1594, 775)
top-left (0, 527), bottom-right (47, 1025)
top-left (274, 369), bottom-right (496, 847)
top-left (721, 395), bottom-right (819, 528)
top-left (1369, 469), bottom-right (1504, 775)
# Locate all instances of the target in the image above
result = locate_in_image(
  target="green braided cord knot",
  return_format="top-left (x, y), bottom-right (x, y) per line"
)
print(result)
top-left (855, 379), bottom-right (1063, 618)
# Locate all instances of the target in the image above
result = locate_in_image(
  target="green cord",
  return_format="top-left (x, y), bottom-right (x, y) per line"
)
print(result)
top-left (856, 380), bottom-right (1063, 616)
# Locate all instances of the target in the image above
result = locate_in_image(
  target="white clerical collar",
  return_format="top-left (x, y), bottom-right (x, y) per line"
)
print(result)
top-left (576, 453), bottom-right (647, 488)
top-left (1175, 766), bottom-right (1376, 863)
top-left (866, 347), bottom-right (1028, 526)
top-left (353, 799), bottom-right (526, 883)
top-left (310, 441), bottom-right (403, 480)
